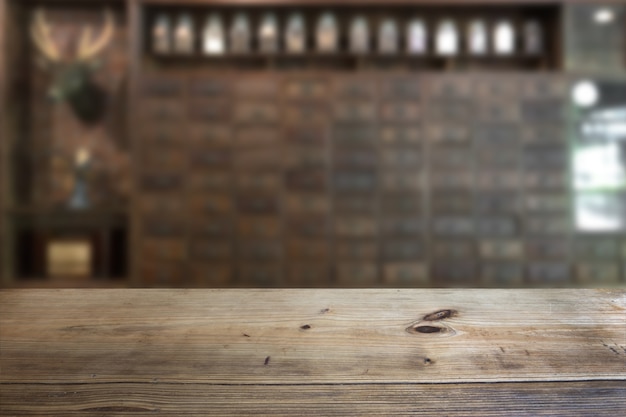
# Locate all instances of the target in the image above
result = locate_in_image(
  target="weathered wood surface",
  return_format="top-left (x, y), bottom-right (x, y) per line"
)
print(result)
top-left (1, 289), bottom-right (625, 415)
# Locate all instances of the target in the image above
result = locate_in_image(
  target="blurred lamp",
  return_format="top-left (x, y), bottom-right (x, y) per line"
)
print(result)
top-left (594, 8), bottom-right (615, 25)
top-left (572, 80), bottom-right (599, 108)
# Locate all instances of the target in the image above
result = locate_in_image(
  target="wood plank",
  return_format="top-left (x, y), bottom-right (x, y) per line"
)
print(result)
top-left (1, 289), bottom-right (625, 385)
top-left (1, 381), bottom-right (625, 416)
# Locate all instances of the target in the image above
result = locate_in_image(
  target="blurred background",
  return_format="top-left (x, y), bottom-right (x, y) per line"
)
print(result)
top-left (0, 0), bottom-right (625, 288)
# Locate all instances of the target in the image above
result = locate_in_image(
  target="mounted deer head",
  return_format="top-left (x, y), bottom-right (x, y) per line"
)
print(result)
top-left (30, 8), bottom-right (114, 124)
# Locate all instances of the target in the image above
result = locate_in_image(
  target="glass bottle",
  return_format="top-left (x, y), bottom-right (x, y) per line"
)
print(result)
top-left (174, 13), bottom-right (194, 55)
top-left (494, 20), bottom-right (515, 55)
top-left (202, 14), bottom-right (225, 55)
top-left (407, 18), bottom-right (427, 54)
top-left (436, 19), bottom-right (459, 56)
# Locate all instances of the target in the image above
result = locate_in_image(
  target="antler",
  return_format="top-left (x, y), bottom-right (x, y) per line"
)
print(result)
top-left (30, 9), bottom-right (61, 62)
top-left (77, 9), bottom-right (115, 62)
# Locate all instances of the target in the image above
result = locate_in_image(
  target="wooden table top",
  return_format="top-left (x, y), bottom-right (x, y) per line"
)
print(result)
top-left (1, 289), bottom-right (625, 416)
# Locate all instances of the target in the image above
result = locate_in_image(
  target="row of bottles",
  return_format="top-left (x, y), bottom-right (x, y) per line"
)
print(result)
top-left (152, 12), bottom-right (544, 57)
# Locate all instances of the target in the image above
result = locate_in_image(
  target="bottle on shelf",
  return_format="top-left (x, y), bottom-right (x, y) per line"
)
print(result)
top-left (230, 13), bottom-right (251, 54)
top-left (524, 20), bottom-right (543, 55)
top-left (259, 12), bottom-right (279, 53)
top-left (468, 19), bottom-right (488, 55)
top-left (202, 13), bottom-right (225, 55)
top-left (436, 19), bottom-right (459, 56)
top-left (152, 13), bottom-right (172, 54)
top-left (316, 12), bottom-right (338, 53)
top-left (286, 12), bottom-right (306, 54)
top-left (174, 13), bottom-right (194, 55)
top-left (378, 18), bottom-right (399, 54)
top-left (494, 20), bottom-right (515, 55)
top-left (407, 18), bottom-right (427, 55)
top-left (350, 15), bottom-right (370, 54)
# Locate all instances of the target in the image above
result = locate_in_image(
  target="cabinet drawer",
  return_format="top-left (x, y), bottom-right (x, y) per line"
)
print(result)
top-left (235, 78), bottom-right (279, 97)
top-left (235, 149), bottom-right (281, 169)
top-left (238, 195), bottom-right (279, 214)
top-left (333, 171), bottom-right (377, 192)
top-left (525, 239), bottom-right (569, 260)
top-left (380, 127), bottom-right (421, 145)
top-left (285, 194), bottom-right (329, 214)
top-left (237, 172), bottom-right (281, 191)
top-left (335, 217), bottom-right (377, 238)
top-left (431, 147), bottom-right (472, 170)
top-left (142, 218), bottom-right (185, 237)
top-left (426, 125), bottom-right (469, 144)
top-left (140, 78), bottom-right (183, 98)
top-left (432, 192), bottom-right (473, 214)
top-left (526, 193), bottom-right (569, 213)
top-left (334, 148), bottom-right (377, 168)
top-left (190, 240), bottom-right (232, 261)
top-left (284, 78), bottom-right (328, 100)
top-left (524, 172), bottom-right (569, 190)
top-left (433, 240), bottom-right (476, 259)
top-left (287, 216), bottom-right (330, 237)
top-left (189, 170), bottom-right (232, 191)
top-left (234, 102), bottom-right (279, 124)
top-left (380, 78), bottom-right (420, 99)
top-left (479, 240), bottom-right (523, 259)
top-left (284, 105), bottom-right (328, 125)
top-left (523, 146), bottom-right (568, 170)
top-left (336, 242), bottom-right (378, 260)
top-left (189, 194), bottom-right (235, 216)
top-left (285, 168), bottom-right (326, 191)
top-left (188, 100), bottom-right (231, 122)
top-left (381, 149), bottom-right (421, 167)
top-left (333, 78), bottom-right (376, 99)
top-left (238, 264), bottom-right (283, 286)
top-left (481, 263), bottom-right (524, 286)
top-left (336, 263), bottom-right (378, 286)
top-left (287, 239), bottom-right (329, 260)
top-left (473, 124), bottom-right (520, 145)
top-left (140, 194), bottom-right (185, 214)
top-left (236, 127), bottom-right (281, 148)
top-left (141, 262), bottom-right (185, 286)
top-left (382, 240), bottom-right (424, 261)
top-left (285, 148), bottom-right (326, 168)
top-left (142, 239), bottom-right (186, 262)
top-left (189, 149), bottom-right (232, 169)
top-left (188, 124), bottom-right (231, 147)
top-left (575, 263), bottom-right (620, 285)
top-left (239, 241), bottom-right (283, 261)
top-left (521, 99), bottom-right (565, 123)
top-left (527, 262), bottom-right (570, 285)
top-left (475, 193), bottom-right (521, 214)
top-left (430, 172), bottom-right (474, 190)
top-left (574, 239), bottom-right (619, 260)
top-left (285, 127), bottom-right (328, 146)
top-left (334, 195), bottom-right (377, 214)
top-left (189, 78), bottom-right (230, 98)
top-left (334, 126), bottom-right (377, 146)
top-left (140, 173), bottom-right (183, 192)
top-left (190, 264), bottom-right (233, 286)
top-left (382, 263), bottom-right (428, 286)
top-left (475, 172), bottom-right (522, 190)
top-left (287, 264), bottom-right (331, 286)
top-left (381, 194), bottom-right (421, 214)
top-left (381, 173), bottom-right (422, 191)
top-left (140, 100), bottom-right (185, 122)
top-left (333, 102), bottom-right (376, 123)
top-left (432, 261), bottom-right (477, 285)
top-left (141, 149), bottom-right (186, 171)
top-left (381, 217), bottom-right (423, 237)
top-left (380, 102), bottom-right (421, 123)
top-left (477, 217), bottom-right (519, 237)
top-left (194, 217), bottom-right (234, 238)
top-left (433, 217), bottom-right (475, 236)
top-left (525, 216), bottom-right (570, 236)
top-left (139, 125), bottom-right (183, 147)
top-left (238, 216), bottom-right (281, 238)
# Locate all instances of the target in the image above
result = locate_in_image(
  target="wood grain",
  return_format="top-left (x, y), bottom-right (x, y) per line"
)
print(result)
top-left (1, 289), bottom-right (625, 415)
